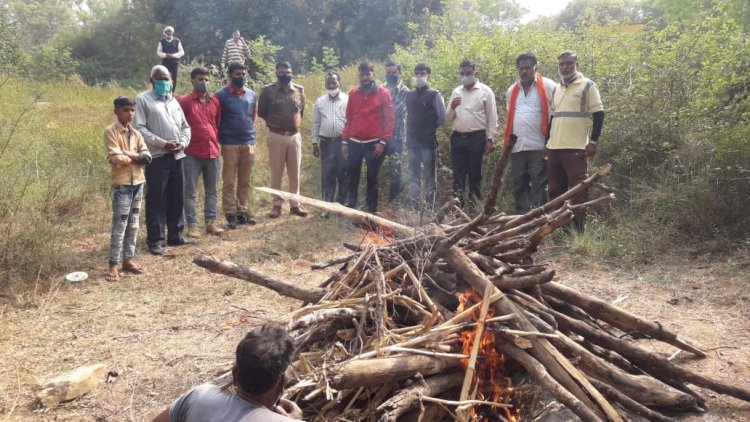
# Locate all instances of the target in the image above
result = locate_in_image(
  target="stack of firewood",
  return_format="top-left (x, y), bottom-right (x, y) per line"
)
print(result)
top-left (194, 139), bottom-right (750, 421)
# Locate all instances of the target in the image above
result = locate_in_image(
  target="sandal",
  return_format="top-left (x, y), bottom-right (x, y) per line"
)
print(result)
top-left (122, 261), bottom-right (145, 275)
top-left (105, 270), bottom-right (120, 282)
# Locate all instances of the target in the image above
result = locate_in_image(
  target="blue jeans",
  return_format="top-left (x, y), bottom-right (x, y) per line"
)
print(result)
top-left (183, 154), bottom-right (220, 225)
top-left (109, 184), bottom-right (144, 265)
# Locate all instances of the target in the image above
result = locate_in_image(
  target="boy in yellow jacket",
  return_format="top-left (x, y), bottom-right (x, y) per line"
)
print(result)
top-left (104, 96), bottom-right (152, 282)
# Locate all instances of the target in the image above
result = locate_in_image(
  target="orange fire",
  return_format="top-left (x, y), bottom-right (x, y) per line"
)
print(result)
top-left (359, 229), bottom-right (392, 246)
top-left (458, 290), bottom-right (520, 422)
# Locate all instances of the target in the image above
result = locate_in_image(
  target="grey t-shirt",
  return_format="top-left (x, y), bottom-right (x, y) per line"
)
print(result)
top-left (169, 384), bottom-right (299, 422)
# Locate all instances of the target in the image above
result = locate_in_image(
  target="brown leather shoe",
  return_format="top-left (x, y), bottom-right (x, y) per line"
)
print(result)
top-left (268, 205), bottom-right (282, 219)
top-left (290, 206), bottom-right (309, 217)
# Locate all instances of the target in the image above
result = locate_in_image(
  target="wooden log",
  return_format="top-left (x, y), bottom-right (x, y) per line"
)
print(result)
top-left (491, 270), bottom-right (556, 290)
top-left (255, 187), bottom-right (415, 236)
top-left (498, 164), bottom-right (612, 232)
top-left (330, 355), bottom-right (461, 390)
top-left (541, 281), bottom-right (706, 357)
top-left (550, 329), bottom-right (697, 410)
top-left (482, 134), bottom-right (517, 217)
top-left (311, 253), bottom-right (357, 270)
top-left (376, 371), bottom-right (464, 422)
top-left (434, 198), bottom-right (460, 224)
top-left (431, 230), bottom-right (621, 422)
top-left (544, 297), bottom-right (750, 403)
top-left (587, 378), bottom-right (678, 422)
top-left (193, 254), bottom-right (325, 303)
top-left (288, 308), bottom-right (361, 331)
top-left (496, 341), bottom-right (603, 422)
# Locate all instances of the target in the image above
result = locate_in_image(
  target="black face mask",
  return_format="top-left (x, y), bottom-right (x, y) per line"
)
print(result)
top-left (231, 76), bottom-right (246, 88)
top-left (359, 80), bottom-right (374, 91)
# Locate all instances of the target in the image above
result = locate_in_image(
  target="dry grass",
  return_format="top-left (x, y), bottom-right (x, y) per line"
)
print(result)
top-left (0, 215), bottom-right (748, 420)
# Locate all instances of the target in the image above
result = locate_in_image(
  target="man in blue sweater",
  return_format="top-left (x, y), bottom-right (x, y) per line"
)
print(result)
top-left (216, 63), bottom-right (258, 229)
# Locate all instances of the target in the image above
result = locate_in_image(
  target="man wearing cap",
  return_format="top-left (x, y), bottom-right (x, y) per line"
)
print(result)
top-left (258, 61), bottom-right (308, 218)
top-left (156, 26), bottom-right (184, 92)
top-left (546, 50), bottom-right (605, 232)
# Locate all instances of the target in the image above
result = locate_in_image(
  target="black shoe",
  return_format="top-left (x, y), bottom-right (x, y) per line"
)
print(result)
top-left (167, 237), bottom-right (194, 246)
top-left (226, 213), bottom-right (238, 229)
top-left (149, 245), bottom-right (164, 255)
top-left (237, 211), bottom-right (257, 225)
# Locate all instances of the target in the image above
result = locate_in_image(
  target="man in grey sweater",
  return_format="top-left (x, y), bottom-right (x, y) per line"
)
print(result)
top-left (134, 65), bottom-right (191, 255)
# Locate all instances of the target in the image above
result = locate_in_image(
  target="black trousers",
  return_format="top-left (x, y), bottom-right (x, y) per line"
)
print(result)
top-left (161, 59), bottom-right (179, 92)
top-left (346, 141), bottom-right (385, 213)
top-left (145, 154), bottom-right (184, 247)
top-left (450, 130), bottom-right (486, 206)
top-left (319, 136), bottom-right (348, 204)
top-left (511, 150), bottom-right (548, 213)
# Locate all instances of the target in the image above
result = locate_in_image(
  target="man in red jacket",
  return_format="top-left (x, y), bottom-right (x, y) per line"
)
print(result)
top-left (341, 62), bottom-right (396, 213)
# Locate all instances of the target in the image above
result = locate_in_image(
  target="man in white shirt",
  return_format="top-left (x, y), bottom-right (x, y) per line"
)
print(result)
top-left (311, 71), bottom-right (349, 209)
top-left (446, 60), bottom-right (499, 208)
top-left (504, 52), bottom-right (556, 213)
top-left (156, 26), bottom-right (185, 93)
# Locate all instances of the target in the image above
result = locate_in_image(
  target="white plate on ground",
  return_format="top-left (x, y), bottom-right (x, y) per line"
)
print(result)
top-left (65, 271), bottom-right (88, 282)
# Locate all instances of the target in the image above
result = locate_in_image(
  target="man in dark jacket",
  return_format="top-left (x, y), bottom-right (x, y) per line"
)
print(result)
top-left (405, 63), bottom-right (446, 210)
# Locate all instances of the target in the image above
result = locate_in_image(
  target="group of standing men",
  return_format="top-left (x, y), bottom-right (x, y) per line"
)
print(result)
top-left (310, 51), bottom-right (604, 230)
top-left (104, 26), bottom-right (603, 281)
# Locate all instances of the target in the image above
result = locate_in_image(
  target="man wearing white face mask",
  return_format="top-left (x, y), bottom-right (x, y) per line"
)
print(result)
top-left (405, 63), bottom-right (446, 210)
top-left (311, 71), bottom-right (349, 210)
top-left (446, 60), bottom-right (499, 209)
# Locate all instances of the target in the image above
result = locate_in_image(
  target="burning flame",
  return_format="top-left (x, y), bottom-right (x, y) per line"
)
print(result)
top-left (458, 290), bottom-right (520, 422)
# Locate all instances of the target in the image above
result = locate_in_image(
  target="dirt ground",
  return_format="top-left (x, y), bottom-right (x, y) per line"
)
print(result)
top-left (0, 212), bottom-right (748, 421)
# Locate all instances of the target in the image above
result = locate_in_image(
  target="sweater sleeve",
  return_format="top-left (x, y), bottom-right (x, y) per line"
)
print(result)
top-left (341, 92), bottom-right (354, 142)
top-left (380, 89), bottom-right (395, 141)
top-left (104, 127), bottom-right (131, 165)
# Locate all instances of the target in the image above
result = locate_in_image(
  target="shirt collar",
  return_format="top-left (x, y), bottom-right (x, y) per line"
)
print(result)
top-left (276, 82), bottom-right (296, 92)
top-left (114, 121), bottom-right (133, 133)
top-left (191, 91), bottom-right (212, 101)
top-left (227, 83), bottom-right (246, 95)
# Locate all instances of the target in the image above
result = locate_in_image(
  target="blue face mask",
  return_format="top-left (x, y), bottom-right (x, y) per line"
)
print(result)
top-left (386, 74), bottom-right (399, 85)
top-left (277, 74), bottom-right (293, 85)
top-left (154, 80), bottom-right (171, 96)
top-left (231, 76), bottom-right (246, 88)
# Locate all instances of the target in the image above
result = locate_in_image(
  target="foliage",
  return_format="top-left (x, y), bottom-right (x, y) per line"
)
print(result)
top-left (394, 0), bottom-right (749, 246)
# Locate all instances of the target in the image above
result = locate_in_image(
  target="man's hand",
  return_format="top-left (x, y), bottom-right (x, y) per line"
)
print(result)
top-left (373, 142), bottom-right (385, 159)
top-left (123, 150), bottom-right (139, 160)
top-left (341, 143), bottom-right (349, 160)
top-left (484, 140), bottom-right (496, 154)
top-left (165, 140), bottom-right (180, 152)
top-left (312, 144), bottom-right (320, 158)
top-left (543, 147), bottom-right (550, 160)
top-left (273, 398), bottom-right (303, 420)
top-left (450, 97), bottom-right (462, 110)
top-left (584, 143), bottom-right (597, 158)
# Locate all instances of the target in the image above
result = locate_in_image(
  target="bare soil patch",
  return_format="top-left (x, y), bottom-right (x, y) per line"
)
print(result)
top-left (0, 214), bottom-right (748, 421)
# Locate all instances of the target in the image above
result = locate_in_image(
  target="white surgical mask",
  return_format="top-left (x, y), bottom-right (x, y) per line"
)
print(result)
top-left (415, 76), bottom-right (429, 88)
top-left (460, 75), bottom-right (476, 86)
top-left (327, 88), bottom-right (340, 97)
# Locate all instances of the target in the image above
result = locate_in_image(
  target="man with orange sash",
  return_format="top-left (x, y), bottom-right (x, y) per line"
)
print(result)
top-left (504, 53), bottom-right (556, 213)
